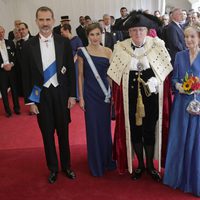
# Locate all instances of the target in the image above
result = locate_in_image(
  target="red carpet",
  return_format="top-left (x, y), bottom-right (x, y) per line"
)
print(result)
top-left (0, 97), bottom-right (198, 200)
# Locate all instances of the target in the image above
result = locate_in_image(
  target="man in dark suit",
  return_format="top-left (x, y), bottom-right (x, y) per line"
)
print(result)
top-left (164, 8), bottom-right (187, 65)
top-left (99, 20), bottom-right (114, 50)
top-left (53, 16), bottom-right (70, 35)
top-left (103, 14), bottom-right (123, 45)
top-left (76, 16), bottom-right (88, 46)
top-left (115, 7), bottom-right (128, 25)
top-left (21, 6), bottom-right (76, 184)
top-left (16, 22), bottom-right (32, 97)
top-left (115, 7), bottom-right (129, 40)
top-left (0, 26), bottom-right (20, 117)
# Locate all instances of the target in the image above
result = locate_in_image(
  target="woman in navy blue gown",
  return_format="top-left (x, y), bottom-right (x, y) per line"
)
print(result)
top-left (61, 24), bottom-right (83, 100)
top-left (163, 24), bottom-right (200, 197)
top-left (77, 23), bottom-right (116, 176)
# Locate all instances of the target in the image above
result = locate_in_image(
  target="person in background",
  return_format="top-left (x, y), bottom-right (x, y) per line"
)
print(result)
top-left (8, 20), bottom-right (21, 40)
top-left (98, 19), bottom-right (114, 50)
top-left (107, 10), bottom-right (172, 180)
top-left (162, 14), bottom-right (169, 26)
top-left (16, 22), bottom-right (32, 98)
top-left (160, 14), bottom-right (170, 40)
top-left (164, 8), bottom-right (187, 66)
top-left (115, 7), bottom-right (128, 24)
top-left (21, 6), bottom-right (76, 184)
top-left (12, 28), bottom-right (21, 46)
top-left (0, 26), bottom-right (20, 117)
top-left (61, 24), bottom-right (83, 100)
top-left (154, 10), bottom-right (161, 19)
top-left (78, 23), bottom-right (116, 176)
top-left (53, 15), bottom-right (70, 35)
top-left (180, 9), bottom-right (188, 28)
top-left (102, 14), bottom-right (123, 120)
top-left (84, 15), bottom-right (92, 27)
top-left (163, 24), bottom-right (200, 197)
top-left (191, 12), bottom-right (200, 25)
top-left (186, 11), bottom-right (193, 26)
top-left (76, 16), bottom-right (88, 46)
top-left (115, 7), bottom-right (129, 39)
top-left (103, 14), bottom-right (123, 44)
top-left (110, 16), bottom-right (115, 26)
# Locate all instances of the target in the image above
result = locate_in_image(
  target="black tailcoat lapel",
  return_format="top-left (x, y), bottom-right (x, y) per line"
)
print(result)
top-left (31, 35), bottom-right (43, 75)
top-left (54, 34), bottom-right (63, 76)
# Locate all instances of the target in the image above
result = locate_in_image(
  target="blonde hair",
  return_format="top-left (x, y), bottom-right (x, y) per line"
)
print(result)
top-left (184, 23), bottom-right (200, 37)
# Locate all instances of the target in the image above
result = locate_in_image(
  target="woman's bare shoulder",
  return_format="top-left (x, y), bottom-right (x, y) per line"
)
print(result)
top-left (103, 47), bottom-right (112, 59)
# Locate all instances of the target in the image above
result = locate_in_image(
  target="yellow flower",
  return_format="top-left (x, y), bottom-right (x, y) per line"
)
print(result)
top-left (183, 80), bottom-right (192, 91)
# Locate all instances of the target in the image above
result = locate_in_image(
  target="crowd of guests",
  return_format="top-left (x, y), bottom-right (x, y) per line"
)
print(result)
top-left (0, 5), bottom-right (200, 197)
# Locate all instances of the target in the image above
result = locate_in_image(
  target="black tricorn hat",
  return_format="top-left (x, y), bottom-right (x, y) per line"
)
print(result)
top-left (114, 10), bottom-right (162, 30)
top-left (60, 16), bottom-right (70, 22)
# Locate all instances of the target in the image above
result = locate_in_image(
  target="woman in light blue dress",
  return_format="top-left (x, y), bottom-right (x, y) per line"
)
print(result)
top-left (163, 25), bottom-right (200, 197)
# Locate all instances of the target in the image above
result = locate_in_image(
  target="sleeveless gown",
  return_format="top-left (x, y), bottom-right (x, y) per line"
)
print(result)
top-left (78, 49), bottom-right (116, 176)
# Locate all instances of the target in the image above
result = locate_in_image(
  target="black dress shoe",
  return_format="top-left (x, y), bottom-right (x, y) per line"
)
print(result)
top-left (131, 168), bottom-right (145, 180)
top-left (48, 172), bottom-right (57, 184)
top-left (63, 169), bottom-right (76, 179)
top-left (147, 169), bottom-right (161, 182)
top-left (6, 112), bottom-right (12, 118)
top-left (14, 110), bottom-right (21, 115)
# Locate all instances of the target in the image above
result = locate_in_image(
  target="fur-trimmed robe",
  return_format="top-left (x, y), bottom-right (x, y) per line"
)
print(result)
top-left (108, 36), bottom-right (173, 173)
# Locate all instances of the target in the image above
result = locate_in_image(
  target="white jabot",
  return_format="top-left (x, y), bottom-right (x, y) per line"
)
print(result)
top-left (129, 46), bottom-right (151, 71)
top-left (39, 33), bottom-right (59, 88)
top-left (0, 40), bottom-right (9, 68)
top-left (130, 39), bottom-right (150, 71)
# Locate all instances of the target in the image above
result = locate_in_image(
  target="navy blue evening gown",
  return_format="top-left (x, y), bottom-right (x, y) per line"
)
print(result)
top-left (77, 49), bottom-right (116, 176)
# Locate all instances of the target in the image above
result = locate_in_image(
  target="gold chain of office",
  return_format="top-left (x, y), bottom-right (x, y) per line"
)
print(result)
top-left (119, 42), bottom-right (157, 60)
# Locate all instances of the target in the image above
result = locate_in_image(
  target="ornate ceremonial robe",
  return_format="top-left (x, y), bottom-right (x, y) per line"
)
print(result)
top-left (108, 36), bottom-right (173, 173)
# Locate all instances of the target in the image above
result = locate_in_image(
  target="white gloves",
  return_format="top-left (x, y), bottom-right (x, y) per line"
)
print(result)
top-left (175, 82), bottom-right (185, 93)
top-left (146, 77), bottom-right (158, 94)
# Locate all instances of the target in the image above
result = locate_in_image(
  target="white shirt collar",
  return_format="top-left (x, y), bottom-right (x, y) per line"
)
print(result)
top-left (121, 15), bottom-right (128, 20)
top-left (22, 33), bottom-right (30, 41)
top-left (173, 20), bottom-right (181, 26)
top-left (131, 38), bottom-right (146, 48)
top-left (39, 33), bottom-right (53, 42)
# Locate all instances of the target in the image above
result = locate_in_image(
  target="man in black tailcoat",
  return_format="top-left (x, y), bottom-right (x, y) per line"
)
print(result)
top-left (22, 6), bottom-right (76, 184)
top-left (0, 26), bottom-right (20, 117)
top-left (76, 16), bottom-right (88, 46)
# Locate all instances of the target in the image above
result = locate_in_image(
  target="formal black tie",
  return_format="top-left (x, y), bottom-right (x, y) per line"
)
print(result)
top-left (179, 23), bottom-right (183, 30)
top-left (131, 43), bottom-right (144, 50)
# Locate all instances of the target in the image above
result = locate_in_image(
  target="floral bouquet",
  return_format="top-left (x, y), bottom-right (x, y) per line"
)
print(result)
top-left (182, 73), bottom-right (200, 115)
top-left (182, 73), bottom-right (200, 94)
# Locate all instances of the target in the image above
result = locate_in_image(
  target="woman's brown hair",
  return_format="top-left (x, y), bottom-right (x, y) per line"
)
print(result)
top-left (86, 22), bottom-right (103, 36)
